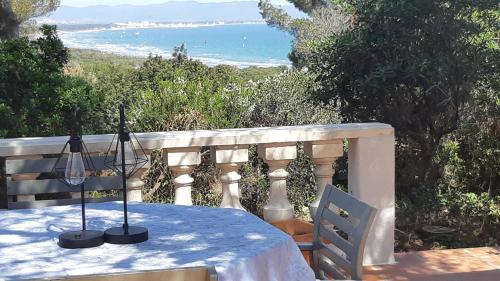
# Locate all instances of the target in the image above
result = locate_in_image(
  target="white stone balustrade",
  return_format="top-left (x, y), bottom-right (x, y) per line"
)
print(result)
top-left (0, 123), bottom-right (395, 265)
top-left (258, 142), bottom-right (297, 222)
top-left (211, 145), bottom-right (248, 209)
top-left (125, 176), bottom-right (146, 202)
top-left (304, 140), bottom-right (344, 218)
top-left (164, 147), bottom-right (201, 205)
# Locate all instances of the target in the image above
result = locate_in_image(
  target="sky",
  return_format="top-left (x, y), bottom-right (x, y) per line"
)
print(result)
top-left (61, 0), bottom-right (291, 7)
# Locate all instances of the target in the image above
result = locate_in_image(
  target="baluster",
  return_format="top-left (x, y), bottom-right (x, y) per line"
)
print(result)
top-left (211, 145), bottom-right (248, 209)
top-left (164, 147), bottom-right (201, 205)
top-left (258, 142), bottom-right (297, 222)
top-left (114, 154), bottom-right (149, 202)
top-left (125, 150), bottom-right (151, 202)
top-left (304, 140), bottom-right (343, 219)
top-left (126, 173), bottom-right (146, 202)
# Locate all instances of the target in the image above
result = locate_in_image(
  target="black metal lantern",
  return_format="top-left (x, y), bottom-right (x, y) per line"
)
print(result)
top-left (103, 103), bottom-right (148, 244)
top-left (52, 108), bottom-right (104, 249)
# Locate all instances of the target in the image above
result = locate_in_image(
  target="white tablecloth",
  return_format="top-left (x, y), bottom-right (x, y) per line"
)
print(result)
top-left (0, 202), bottom-right (314, 281)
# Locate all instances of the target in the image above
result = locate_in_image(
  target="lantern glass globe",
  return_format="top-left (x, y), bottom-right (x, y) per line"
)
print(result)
top-left (65, 152), bottom-right (86, 186)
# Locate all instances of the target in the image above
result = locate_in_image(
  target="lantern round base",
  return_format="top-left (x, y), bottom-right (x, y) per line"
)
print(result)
top-left (104, 226), bottom-right (148, 244)
top-left (58, 230), bottom-right (105, 249)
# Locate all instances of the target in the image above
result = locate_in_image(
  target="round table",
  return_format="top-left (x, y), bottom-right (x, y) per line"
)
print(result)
top-left (0, 202), bottom-right (314, 281)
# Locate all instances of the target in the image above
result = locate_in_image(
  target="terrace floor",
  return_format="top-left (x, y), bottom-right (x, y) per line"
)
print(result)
top-left (363, 247), bottom-right (500, 280)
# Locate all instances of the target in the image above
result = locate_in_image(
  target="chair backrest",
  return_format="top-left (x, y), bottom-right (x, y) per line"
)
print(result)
top-left (29, 266), bottom-right (218, 281)
top-left (3, 154), bottom-right (149, 209)
top-left (312, 184), bottom-right (377, 280)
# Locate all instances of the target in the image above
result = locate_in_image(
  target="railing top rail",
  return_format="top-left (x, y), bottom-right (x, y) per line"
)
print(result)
top-left (0, 123), bottom-right (393, 157)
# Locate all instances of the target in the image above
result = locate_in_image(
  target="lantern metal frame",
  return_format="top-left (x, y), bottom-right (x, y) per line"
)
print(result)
top-left (103, 128), bottom-right (148, 179)
top-left (103, 103), bottom-right (149, 244)
top-left (51, 108), bottom-right (104, 249)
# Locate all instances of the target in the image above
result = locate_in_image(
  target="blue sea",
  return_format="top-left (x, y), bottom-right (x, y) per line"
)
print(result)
top-left (60, 23), bottom-right (293, 67)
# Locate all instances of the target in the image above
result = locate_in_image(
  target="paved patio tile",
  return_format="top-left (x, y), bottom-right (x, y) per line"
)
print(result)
top-left (363, 247), bottom-right (500, 281)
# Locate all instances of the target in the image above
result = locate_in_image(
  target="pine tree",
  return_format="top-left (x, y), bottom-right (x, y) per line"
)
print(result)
top-left (0, 0), bottom-right (60, 40)
top-left (258, 0), bottom-right (349, 67)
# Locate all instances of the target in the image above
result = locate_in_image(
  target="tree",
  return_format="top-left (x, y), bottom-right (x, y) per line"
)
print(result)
top-left (172, 43), bottom-right (188, 63)
top-left (259, 0), bottom-right (349, 67)
top-left (310, 0), bottom-right (499, 190)
top-left (0, 0), bottom-right (60, 40)
top-left (0, 25), bottom-right (101, 137)
top-left (0, 0), bottom-right (18, 39)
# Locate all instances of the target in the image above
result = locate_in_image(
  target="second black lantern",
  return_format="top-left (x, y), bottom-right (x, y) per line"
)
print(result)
top-left (104, 103), bottom-right (149, 244)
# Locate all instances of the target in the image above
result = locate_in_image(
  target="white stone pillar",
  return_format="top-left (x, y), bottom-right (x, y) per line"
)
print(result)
top-left (348, 134), bottom-right (395, 266)
top-left (304, 140), bottom-right (343, 219)
top-left (211, 145), bottom-right (248, 209)
top-left (258, 142), bottom-right (297, 222)
top-left (126, 175), bottom-right (145, 202)
top-left (164, 147), bottom-right (201, 205)
top-left (125, 151), bottom-right (150, 202)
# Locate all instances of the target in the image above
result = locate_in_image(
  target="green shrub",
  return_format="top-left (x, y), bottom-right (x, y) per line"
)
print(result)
top-left (0, 25), bottom-right (102, 137)
top-left (0, 25), bottom-right (67, 137)
top-left (112, 59), bottom-right (341, 218)
top-left (241, 70), bottom-right (339, 127)
top-left (433, 84), bottom-right (499, 240)
top-left (446, 85), bottom-right (499, 196)
top-left (130, 67), bottom-right (249, 131)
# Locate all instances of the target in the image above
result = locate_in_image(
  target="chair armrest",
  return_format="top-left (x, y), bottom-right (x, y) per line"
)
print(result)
top-left (297, 242), bottom-right (314, 251)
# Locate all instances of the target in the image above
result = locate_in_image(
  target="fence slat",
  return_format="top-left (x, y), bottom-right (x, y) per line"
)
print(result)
top-left (6, 156), bottom-right (151, 174)
top-left (6, 176), bottom-right (129, 195)
top-left (8, 197), bottom-right (117, 209)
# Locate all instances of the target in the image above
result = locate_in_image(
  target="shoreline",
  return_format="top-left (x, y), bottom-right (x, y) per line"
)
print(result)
top-left (66, 47), bottom-right (290, 68)
top-left (69, 48), bottom-right (291, 70)
top-left (53, 21), bottom-right (267, 32)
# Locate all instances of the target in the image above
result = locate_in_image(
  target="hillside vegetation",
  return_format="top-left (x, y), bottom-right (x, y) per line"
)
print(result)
top-left (1, 0), bottom-right (499, 252)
